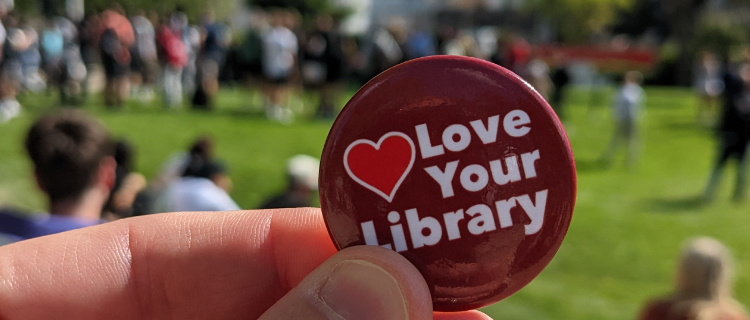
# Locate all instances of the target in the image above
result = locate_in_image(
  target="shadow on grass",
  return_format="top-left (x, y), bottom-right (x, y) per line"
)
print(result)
top-left (643, 196), bottom-right (704, 214)
top-left (657, 119), bottom-right (717, 135)
top-left (660, 121), bottom-right (701, 132)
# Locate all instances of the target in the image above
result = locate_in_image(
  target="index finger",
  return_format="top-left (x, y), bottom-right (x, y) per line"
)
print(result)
top-left (0, 208), bottom-right (337, 319)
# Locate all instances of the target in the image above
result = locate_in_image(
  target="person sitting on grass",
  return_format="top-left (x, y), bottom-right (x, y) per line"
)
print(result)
top-left (260, 154), bottom-right (319, 209)
top-left (0, 110), bottom-right (115, 241)
top-left (638, 237), bottom-right (748, 320)
top-left (153, 157), bottom-right (239, 213)
top-left (101, 140), bottom-right (147, 220)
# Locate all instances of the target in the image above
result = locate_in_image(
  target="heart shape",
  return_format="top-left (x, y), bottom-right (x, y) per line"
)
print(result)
top-left (344, 132), bottom-right (415, 202)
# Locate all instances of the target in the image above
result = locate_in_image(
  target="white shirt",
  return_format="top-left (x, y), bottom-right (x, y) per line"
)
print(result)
top-left (131, 15), bottom-right (156, 60)
top-left (0, 22), bottom-right (7, 47)
top-left (154, 177), bottom-right (240, 213)
top-left (613, 83), bottom-right (645, 122)
top-left (262, 26), bottom-right (298, 79)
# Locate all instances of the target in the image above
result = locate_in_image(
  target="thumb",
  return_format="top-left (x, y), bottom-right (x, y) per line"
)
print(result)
top-left (259, 245), bottom-right (433, 320)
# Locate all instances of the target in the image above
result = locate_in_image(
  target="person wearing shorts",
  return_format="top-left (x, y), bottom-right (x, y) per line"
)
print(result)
top-left (261, 9), bottom-right (297, 123)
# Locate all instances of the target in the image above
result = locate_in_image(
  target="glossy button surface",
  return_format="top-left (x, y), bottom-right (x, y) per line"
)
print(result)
top-left (319, 56), bottom-right (576, 311)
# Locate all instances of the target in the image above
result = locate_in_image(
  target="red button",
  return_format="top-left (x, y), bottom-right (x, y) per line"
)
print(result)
top-left (319, 56), bottom-right (576, 311)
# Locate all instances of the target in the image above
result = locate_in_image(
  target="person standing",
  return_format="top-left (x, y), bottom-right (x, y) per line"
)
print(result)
top-left (550, 55), bottom-right (571, 121)
top-left (56, 16), bottom-right (87, 105)
top-left (40, 20), bottom-right (64, 94)
top-left (156, 16), bottom-right (187, 108)
top-left (703, 62), bottom-right (750, 202)
top-left (130, 10), bottom-right (158, 102)
top-left (302, 15), bottom-right (343, 119)
top-left (601, 71), bottom-right (645, 168)
top-left (97, 4), bottom-right (134, 108)
top-left (192, 10), bottom-right (230, 109)
top-left (526, 54), bottom-right (552, 101)
top-left (694, 51), bottom-right (724, 126)
top-left (261, 9), bottom-right (298, 123)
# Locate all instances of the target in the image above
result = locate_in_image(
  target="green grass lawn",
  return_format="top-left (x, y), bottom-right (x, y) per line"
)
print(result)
top-left (1, 85), bottom-right (748, 319)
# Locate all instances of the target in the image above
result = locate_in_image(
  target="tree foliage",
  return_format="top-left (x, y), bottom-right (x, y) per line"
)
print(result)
top-left (248, 0), bottom-right (347, 20)
top-left (16, 0), bottom-right (234, 21)
top-left (694, 13), bottom-right (747, 58)
top-left (527, 0), bottom-right (636, 43)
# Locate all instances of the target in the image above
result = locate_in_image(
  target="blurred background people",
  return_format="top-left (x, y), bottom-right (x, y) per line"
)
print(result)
top-left (702, 61), bottom-right (750, 202)
top-left (302, 14), bottom-right (343, 119)
top-left (102, 139), bottom-right (146, 220)
top-left (1, 15), bottom-right (41, 121)
top-left (56, 16), bottom-right (87, 105)
top-left (262, 9), bottom-right (298, 123)
top-left (129, 9), bottom-right (158, 103)
top-left (694, 51), bottom-right (724, 126)
top-left (550, 54), bottom-right (571, 121)
top-left (0, 110), bottom-right (114, 241)
top-left (526, 52), bottom-right (552, 100)
top-left (135, 136), bottom-right (214, 215)
top-left (260, 154), bottom-right (319, 209)
top-left (153, 137), bottom-right (238, 212)
top-left (192, 10), bottom-right (231, 109)
top-left (156, 14), bottom-right (187, 108)
top-left (601, 71), bottom-right (645, 168)
top-left (40, 19), bottom-right (65, 95)
top-left (97, 4), bottom-right (134, 107)
top-left (638, 237), bottom-right (748, 320)
top-left (370, 19), bottom-right (404, 76)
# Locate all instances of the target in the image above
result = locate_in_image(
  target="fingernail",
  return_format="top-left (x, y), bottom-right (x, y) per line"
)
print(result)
top-left (319, 260), bottom-right (408, 320)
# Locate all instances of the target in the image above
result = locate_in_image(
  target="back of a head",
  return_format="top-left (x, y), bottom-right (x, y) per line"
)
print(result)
top-left (26, 111), bottom-right (114, 203)
top-left (286, 154), bottom-right (319, 191)
top-left (114, 139), bottom-right (134, 172)
top-left (673, 237), bottom-right (746, 319)
top-left (188, 136), bottom-right (215, 159)
top-left (625, 70), bottom-right (644, 85)
top-left (677, 237), bottom-right (732, 300)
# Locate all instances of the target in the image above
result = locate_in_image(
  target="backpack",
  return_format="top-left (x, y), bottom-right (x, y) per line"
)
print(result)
top-left (157, 27), bottom-right (187, 67)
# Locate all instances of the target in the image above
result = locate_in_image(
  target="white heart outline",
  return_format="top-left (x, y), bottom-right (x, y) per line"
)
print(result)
top-left (343, 131), bottom-right (416, 202)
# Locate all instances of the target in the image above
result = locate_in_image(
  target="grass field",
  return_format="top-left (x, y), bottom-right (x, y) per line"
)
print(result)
top-left (1, 85), bottom-right (748, 319)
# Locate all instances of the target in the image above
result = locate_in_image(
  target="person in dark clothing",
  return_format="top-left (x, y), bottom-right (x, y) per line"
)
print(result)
top-left (98, 5), bottom-right (134, 107)
top-left (551, 62), bottom-right (571, 120)
top-left (102, 140), bottom-right (146, 220)
top-left (302, 15), bottom-right (344, 119)
top-left (703, 65), bottom-right (750, 202)
top-left (260, 155), bottom-right (319, 209)
top-left (192, 11), bottom-right (231, 109)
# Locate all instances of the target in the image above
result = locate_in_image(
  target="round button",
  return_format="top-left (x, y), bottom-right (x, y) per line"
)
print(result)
top-left (319, 56), bottom-right (576, 311)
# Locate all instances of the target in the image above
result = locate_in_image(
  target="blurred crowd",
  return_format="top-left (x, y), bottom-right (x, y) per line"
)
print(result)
top-left (0, 2), bottom-right (581, 125)
top-left (1, 3), bottom-right (750, 319)
top-left (0, 108), bottom-right (321, 244)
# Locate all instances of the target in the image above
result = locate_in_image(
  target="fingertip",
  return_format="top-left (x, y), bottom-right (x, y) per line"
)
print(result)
top-left (332, 245), bottom-right (434, 320)
top-left (269, 207), bottom-right (338, 287)
top-left (259, 244), bottom-right (434, 320)
top-left (434, 310), bottom-right (495, 320)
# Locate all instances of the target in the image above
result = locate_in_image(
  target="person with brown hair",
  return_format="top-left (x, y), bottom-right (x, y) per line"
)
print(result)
top-left (638, 237), bottom-right (748, 320)
top-left (0, 110), bottom-right (116, 241)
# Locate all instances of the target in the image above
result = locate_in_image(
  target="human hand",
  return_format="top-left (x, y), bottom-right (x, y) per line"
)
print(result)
top-left (0, 208), bottom-right (492, 320)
